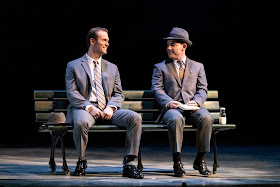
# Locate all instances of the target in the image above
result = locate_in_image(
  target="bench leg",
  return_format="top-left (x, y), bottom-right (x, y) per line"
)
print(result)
top-left (137, 147), bottom-right (143, 172)
top-left (49, 131), bottom-right (59, 173)
top-left (59, 132), bottom-right (70, 175)
top-left (212, 130), bottom-right (220, 174)
top-left (49, 131), bottom-right (69, 175)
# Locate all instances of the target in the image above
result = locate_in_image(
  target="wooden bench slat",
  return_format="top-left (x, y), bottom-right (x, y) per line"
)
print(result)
top-left (207, 91), bottom-right (218, 99)
top-left (34, 101), bottom-right (67, 111)
top-left (34, 90), bottom-right (67, 99)
top-left (203, 101), bottom-right (220, 111)
top-left (123, 90), bottom-right (154, 99)
top-left (34, 90), bottom-right (219, 100)
top-left (122, 101), bottom-right (154, 110)
top-left (34, 101), bottom-right (54, 111)
top-left (34, 100), bottom-right (220, 112)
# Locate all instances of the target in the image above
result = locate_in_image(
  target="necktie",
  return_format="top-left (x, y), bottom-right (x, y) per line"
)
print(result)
top-left (178, 61), bottom-right (185, 81)
top-left (94, 61), bottom-right (106, 110)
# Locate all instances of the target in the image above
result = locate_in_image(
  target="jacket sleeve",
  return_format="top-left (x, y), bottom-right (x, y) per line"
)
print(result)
top-left (151, 64), bottom-right (173, 108)
top-left (65, 62), bottom-right (92, 109)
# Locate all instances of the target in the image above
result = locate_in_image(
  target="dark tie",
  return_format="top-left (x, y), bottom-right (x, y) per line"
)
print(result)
top-left (177, 61), bottom-right (185, 81)
top-left (94, 61), bottom-right (106, 110)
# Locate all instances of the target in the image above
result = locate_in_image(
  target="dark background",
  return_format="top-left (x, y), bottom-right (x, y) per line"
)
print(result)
top-left (1, 0), bottom-right (279, 146)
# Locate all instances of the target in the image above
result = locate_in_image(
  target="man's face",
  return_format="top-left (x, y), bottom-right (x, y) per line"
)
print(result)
top-left (166, 40), bottom-right (186, 60)
top-left (91, 30), bottom-right (109, 56)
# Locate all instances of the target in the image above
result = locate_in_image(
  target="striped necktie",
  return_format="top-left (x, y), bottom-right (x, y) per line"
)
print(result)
top-left (93, 61), bottom-right (106, 110)
top-left (177, 60), bottom-right (185, 81)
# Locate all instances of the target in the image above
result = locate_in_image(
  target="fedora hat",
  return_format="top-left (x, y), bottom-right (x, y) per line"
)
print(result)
top-left (163, 27), bottom-right (193, 46)
top-left (44, 112), bottom-right (66, 125)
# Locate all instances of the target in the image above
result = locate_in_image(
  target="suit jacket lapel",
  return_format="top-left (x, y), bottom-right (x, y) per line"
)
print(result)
top-left (81, 55), bottom-right (94, 84)
top-left (101, 59), bottom-right (108, 97)
top-left (165, 59), bottom-right (182, 86)
top-left (182, 57), bottom-right (194, 85)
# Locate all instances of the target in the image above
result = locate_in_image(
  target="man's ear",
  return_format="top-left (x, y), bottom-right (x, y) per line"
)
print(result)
top-left (90, 38), bottom-right (95, 45)
top-left (182, 43), bottom-right (187, 49)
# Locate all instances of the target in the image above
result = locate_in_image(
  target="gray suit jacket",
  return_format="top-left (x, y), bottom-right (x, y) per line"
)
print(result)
top-left (65, 55), bottom-right (124, 123)
top-left (151, 57), bottom-right (208, 123)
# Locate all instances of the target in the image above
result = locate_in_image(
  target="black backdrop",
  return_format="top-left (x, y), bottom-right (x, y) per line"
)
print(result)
top-left (1, 0), bottom-right (279, 146)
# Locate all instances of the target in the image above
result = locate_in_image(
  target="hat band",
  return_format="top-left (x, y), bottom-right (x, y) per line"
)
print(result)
top-left (168, 33), bottom-right (187, 39)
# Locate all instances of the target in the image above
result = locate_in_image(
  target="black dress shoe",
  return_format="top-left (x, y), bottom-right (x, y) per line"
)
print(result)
top-left (73, 159), bottom-right (87, 176)
top-left (123, 165), bottom-right (144, 179)
top-left (193, 159), bottom-right (211, 175)
top-left (173, 161), bottom-right (185, 177)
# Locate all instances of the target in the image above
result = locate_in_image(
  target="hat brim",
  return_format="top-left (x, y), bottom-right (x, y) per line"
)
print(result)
top-left (163, 37), bottom-right (193, 46)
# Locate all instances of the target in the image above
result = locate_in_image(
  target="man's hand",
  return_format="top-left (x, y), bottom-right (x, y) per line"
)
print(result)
top-left (88, 106), bottom-right (103, 119)
top-left (168, 101), bottom-right (183, 109)
top-left (102, 106), bottom-right (115, 120)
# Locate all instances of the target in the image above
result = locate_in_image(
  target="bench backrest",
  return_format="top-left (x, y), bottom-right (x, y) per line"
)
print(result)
top-left (34, 90), bottom-right (220, 124)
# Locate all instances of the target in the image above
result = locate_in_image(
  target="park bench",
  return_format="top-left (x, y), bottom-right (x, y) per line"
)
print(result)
top-left (34, 90), bottom-right (236, 175)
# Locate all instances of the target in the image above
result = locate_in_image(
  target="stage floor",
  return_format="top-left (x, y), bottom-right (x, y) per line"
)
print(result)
top-left (0, 144), bottom-right (280, 186)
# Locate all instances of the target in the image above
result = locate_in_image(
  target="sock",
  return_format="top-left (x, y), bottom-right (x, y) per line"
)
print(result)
top-left (173, 152), bottom-right (181, 162)
top-left (196, 152), bottom-right (206, 161)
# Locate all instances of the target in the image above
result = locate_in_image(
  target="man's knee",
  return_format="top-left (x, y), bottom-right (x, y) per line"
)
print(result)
top-left (129, 111), bottom-right (142, 127)
top-left (164, 110), bottom-right (185, 128)
top-left (199, 114), bottom-right (213, 129)
top-left (74, 118), bottom-right (88, 129)
top-left (202, 114), bottom-right (213, 123)
top-left (131, 111), bottom-right (141, 120)
top-left (73, 110), bottom-right (95, 130)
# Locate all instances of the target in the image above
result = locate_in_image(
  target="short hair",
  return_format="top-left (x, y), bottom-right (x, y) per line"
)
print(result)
top-left (174, 39), bottom-right (187, 45)
top-left (85, 27), bottom-right (108, 48)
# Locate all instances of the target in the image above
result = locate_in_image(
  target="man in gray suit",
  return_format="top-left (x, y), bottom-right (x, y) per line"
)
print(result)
top-left (65, 27), bottom-right (143, 179)
top-left (151, 27), bottom-right (213, 176)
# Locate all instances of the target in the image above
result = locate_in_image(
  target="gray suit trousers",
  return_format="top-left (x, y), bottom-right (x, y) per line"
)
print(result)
top-left (72, 108), bottom-right (142, 160)
top-left (163, 108), bottom-right (213, 153)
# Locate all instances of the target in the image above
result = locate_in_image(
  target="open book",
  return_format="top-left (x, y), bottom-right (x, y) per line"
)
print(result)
top-left (178, 104), bottom-right (200, 110)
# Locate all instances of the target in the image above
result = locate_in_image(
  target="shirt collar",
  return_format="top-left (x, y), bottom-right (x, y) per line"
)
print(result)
top-left (85, 53), bottom-right (102, 65)
top-left (173, 55), bottom-right (187, 65)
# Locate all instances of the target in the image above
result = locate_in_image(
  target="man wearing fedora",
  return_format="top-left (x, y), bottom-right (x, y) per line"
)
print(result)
top-left (65, 27), bottom-right (143, 179)
top-left (151, 27), bottom-right (213, 176)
